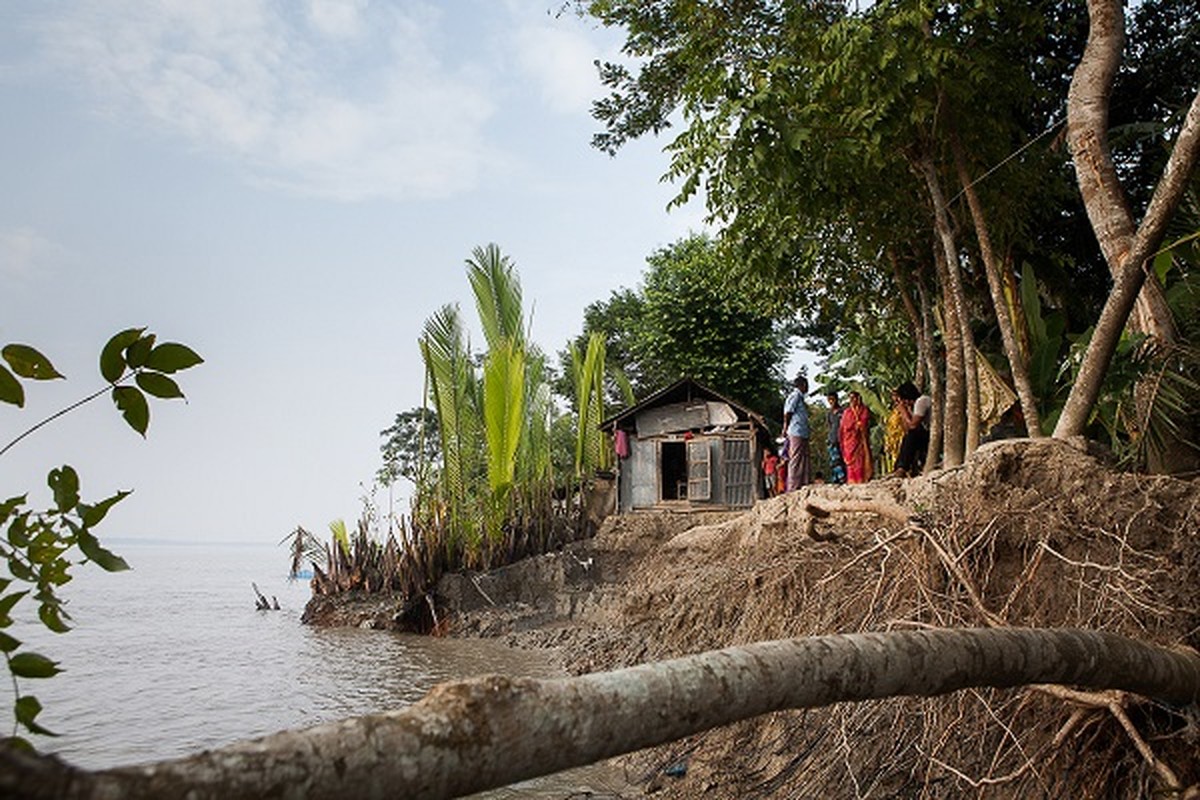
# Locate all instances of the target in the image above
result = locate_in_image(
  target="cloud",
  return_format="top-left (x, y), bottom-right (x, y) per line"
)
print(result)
top-left (33, 1), bottom-right (499, 201)
top-left (0, 227), bottom-right (64, 281)
top-left (510, 14), bottom-right (611, 115)
top-left (501, 1), bottom-right (624, 118)
top-left (306, 0), bottom-right (368, 39)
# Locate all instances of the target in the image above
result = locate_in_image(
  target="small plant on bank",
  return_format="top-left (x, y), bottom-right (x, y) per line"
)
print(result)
top-left (294, 247), bottom-right (591, 631)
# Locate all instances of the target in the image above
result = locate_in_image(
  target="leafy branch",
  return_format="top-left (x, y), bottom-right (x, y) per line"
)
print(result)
top-left (0, 328), bottom-right (202, 749)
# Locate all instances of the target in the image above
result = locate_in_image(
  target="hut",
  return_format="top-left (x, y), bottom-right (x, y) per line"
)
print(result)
top-left (600, 378), bottom-right (775, 513)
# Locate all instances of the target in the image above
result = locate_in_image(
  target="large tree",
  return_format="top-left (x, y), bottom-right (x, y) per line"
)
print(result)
top-left (1052, 0), bottom-right (1200, 451)
top-left (564, 234), bottom-right (793, 419)
top-left (582, 0), bottom-right (1198, 470)
top-left (378, 408), bottom-right (440, 487)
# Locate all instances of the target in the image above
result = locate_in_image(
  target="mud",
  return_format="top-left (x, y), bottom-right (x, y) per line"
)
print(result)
top-left (304, 437), bottom-right (1200, 797)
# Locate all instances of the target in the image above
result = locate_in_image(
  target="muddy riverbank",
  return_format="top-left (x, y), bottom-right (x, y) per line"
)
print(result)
top-left (304, 437), bottom-right (1200, 797)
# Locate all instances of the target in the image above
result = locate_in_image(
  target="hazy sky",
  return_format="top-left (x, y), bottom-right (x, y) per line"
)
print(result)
top-left (0, 1), bottom-right (790, 545)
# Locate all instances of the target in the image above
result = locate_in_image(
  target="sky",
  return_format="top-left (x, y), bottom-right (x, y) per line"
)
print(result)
top-left (0, 1), bottom-right (800, 545)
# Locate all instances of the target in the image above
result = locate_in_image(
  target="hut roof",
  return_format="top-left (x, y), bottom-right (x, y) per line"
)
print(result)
top-left (599, 378), bottom-right (768, 434)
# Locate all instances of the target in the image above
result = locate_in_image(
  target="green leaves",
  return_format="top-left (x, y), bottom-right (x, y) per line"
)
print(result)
top-left (1, 344), bottom-right (62, 407)
top-left (3, 344), bottom-right (63, 381)
top-left (9, 652), bottom-right (61, 679)
top-left (78, 490), bottom-right (131, 528)
top-left (0, 365), bottom-right (22, 407)
top-left (136, 372), bottom-right (184, 399)
top-left (15, 695), bottom-right (56, 737)
top-left (0, 591), bottom-right (30, 626)
top-left (48, 466), bottom-right (80, 514)
top-left (3, 327), bottom-right (199, 743)
top-left (38, 603), bottom-right (71, 634)
top-left (97, 329), bottom-right (203, 436)
top-left (77, 531), bottom-right (130, 572)
top-left (482, 340), bottom-right (526, 499)
top-left (2, 470), bottom-right (131, 739)
top-left (571, 333), bottom-right (610, 478)
top-left (113, 386), bottom-right (150, 436)
top-left (100, 328), bottom-right (144, 383)
top-left (145, 342), bottom-right (204, 374)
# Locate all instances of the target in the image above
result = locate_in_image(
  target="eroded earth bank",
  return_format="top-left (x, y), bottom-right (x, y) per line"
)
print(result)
top-left (304, 437), bottom-right (1200, 798)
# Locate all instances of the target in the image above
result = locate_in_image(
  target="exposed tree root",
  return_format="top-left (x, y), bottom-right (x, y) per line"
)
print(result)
top-left (597, 439), bottom-right (1200, 797)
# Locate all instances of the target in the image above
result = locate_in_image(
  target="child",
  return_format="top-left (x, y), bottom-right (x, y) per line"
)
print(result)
top-left (775, 438), bottom-right (789, 495)
top-left (762, 450), bottom-right (781, 496)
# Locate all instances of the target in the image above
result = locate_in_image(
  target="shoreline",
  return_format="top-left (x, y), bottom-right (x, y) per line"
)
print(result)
top-left (299, 438), bottom-right (1200, 797)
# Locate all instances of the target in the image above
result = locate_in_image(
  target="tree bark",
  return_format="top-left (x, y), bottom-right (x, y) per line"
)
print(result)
top-left (934, 239), bottom-right (966, 467)
top-left (7, 628), bottom-right (1197, 800)
top-left (919, 153), bottom-right (982, 456)
top-left (1064, 0), bottom-right (1179, 344)
top-left (1054, 0), bottom-right (1200, 439)
top-left (951, 139), bottom-right (1043, 437)
top-left (889, 248), bottom-right (932, 392)
top-left (916, 270), bottom-right (944, 472)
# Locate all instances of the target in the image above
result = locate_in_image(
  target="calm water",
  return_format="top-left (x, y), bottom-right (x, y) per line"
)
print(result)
top-left (7, 541), bottom-right (629, 796)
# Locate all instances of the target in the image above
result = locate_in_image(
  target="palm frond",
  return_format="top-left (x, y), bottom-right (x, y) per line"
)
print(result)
top-left (468, 243), bottom-right (525, 351)
top-left (419, 304), bottom-right (481, 547)
top-left (483, 340), bottom-right (525, 494)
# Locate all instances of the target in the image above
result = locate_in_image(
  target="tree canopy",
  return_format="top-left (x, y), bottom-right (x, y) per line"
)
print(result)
top-left (563, 233), bottom-right (794, 419)
top-left (581, 0), bottom-right (1199, 471)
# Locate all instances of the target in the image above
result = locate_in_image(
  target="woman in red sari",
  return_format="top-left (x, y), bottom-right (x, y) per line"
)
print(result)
top-left (838, 390), bottom-right (873, 483)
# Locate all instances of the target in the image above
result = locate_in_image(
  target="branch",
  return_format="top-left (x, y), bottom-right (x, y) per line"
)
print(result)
top-left (11, 628), bottom-right (1198, 799)
top-left (0, 384), bottom-right (113, 458)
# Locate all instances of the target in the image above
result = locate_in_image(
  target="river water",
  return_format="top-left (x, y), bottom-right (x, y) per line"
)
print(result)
top-left (7, 540), bottom-right (630, 797)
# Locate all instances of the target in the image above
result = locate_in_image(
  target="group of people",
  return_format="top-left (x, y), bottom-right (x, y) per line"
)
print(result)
top-left (765, 375), bottom-right (932, 495)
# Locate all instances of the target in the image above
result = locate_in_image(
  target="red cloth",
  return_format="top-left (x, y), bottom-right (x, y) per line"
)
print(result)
top-left (839, 403), bottom-right (873, 483)
top-left (614, 429), bottom-right (630, 459)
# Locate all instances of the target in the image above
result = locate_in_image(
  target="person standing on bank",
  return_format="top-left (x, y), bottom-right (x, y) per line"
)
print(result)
top-left (824, 390), bottom-right (847, 485)
top-left (893, 381), bottom-right (932, 477)
top-left (783, 374), bottom-right (811, 491)
top-left (839, 390), bottom-right (873, 484)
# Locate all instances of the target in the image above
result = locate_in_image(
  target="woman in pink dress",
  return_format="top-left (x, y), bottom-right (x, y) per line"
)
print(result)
top-left (838, 390), bottom-right (873, 484)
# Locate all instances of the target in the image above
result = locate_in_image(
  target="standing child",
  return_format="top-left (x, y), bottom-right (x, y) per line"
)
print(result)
top-left (762, 449), bottom-right (780, 496)
top-left (824, 391), bottom-right (847, 484)
top-left (775, 438), bottom-right (789, 495)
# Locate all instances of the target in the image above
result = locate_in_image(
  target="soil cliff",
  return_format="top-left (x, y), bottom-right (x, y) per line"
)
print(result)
top-left (307, 437), bottom-right (1200, 797)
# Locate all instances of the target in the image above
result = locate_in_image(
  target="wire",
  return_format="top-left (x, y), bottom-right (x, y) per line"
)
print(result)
top-left (948, 116), bottom-right (1067, 205)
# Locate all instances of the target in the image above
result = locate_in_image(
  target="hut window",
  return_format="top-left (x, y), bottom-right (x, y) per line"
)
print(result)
top-left (687, 439), bottom-right (712, 500)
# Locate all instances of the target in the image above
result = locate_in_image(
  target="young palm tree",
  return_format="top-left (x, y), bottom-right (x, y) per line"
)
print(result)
top-left (481, 338), bottom-right (525, 542)
top-left (571, 332), bottom-right (611, 479)
top-left (468, 243), bottom-right (527, 349)
top-left (419, 304), bottom-right (483, 555)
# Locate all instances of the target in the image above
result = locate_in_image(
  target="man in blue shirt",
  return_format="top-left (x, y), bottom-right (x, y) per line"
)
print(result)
top-left (783, 374), bottom-right (811, 491)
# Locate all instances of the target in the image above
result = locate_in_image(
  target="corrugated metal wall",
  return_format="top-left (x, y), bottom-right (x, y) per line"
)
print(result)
top-left (721, 436), bottom-right (755, 507)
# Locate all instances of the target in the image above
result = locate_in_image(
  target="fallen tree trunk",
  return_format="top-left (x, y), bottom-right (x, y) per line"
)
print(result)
top-left (6, 627), bottom-right (1198, 800)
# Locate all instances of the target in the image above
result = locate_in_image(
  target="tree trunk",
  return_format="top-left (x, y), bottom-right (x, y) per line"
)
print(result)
top-left (916, 271), bottom-right (944, 472)
top-left (889, 248), bottom-right (932, 392)
top-left (1001, 252), bottom-right (1032, 363)
top-left (1064, 0), bottom-right (1179, 344)
top-left (951, 139), bottom-right (1043, 437)
top-left (919, 153), bottom-right (981, 456)
top-left (8, 628), bottom-right (1197, 800)
top-left (934, 240), bottom-right (966, 467)
top-left (1054, 0), bottom-right (1200, 440)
